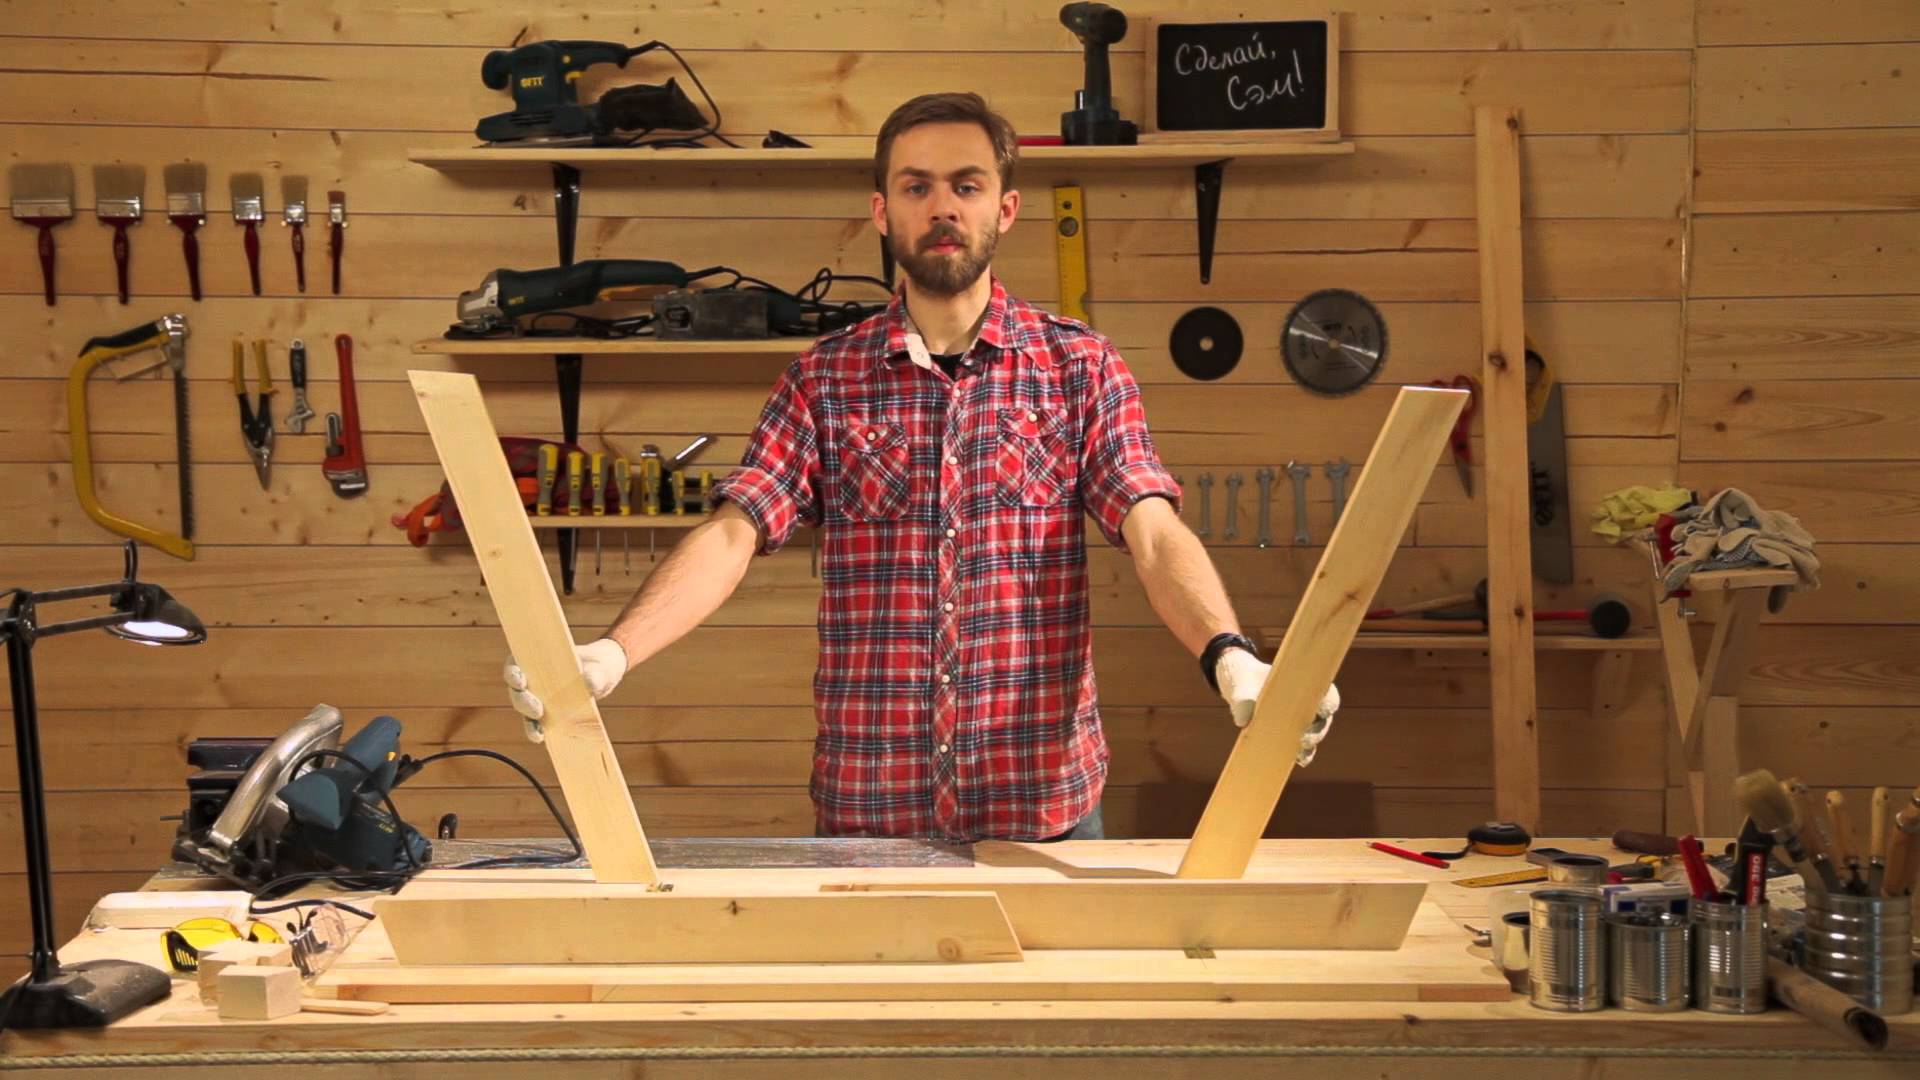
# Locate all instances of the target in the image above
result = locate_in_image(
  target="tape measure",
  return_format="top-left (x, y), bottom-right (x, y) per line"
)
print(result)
top-left (1052, 185), bottom-right (1089, 325)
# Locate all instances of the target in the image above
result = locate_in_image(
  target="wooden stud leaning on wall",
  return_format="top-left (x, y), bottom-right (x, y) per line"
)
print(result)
top-left (1179, 386), bottom-right (1468, 879)
top-left (409, 370), bottom-right (659, 886)
top-left (1473, 105), bottom-right (1542, 831)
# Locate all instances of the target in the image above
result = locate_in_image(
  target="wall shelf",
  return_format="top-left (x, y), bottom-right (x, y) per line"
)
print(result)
top-left (1255, 629), bottom-right (1662, 653)
top-left (530, 516), bottom-right (705, 531)
top-left (415, 337), bottom-right (806, 356)
top-left (408, 141), bottom-right (1354, 171)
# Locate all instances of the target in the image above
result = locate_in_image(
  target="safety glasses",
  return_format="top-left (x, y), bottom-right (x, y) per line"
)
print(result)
top-left (161, 915), bottom-right (285, 974)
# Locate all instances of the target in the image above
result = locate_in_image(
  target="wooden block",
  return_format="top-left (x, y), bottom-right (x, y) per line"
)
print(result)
top-left (409, 369), bottom-right (658, 886)
top-left (218, 964), bottom-right (304, 1021)
top-left (197, 939), bottom-right (294, 1005)
top-left (86, 890), bottom-right (252, 930)
top-left (819, 879), bottom-right (1425, 950)
top-left (375, 889), bottom-right (1023, 965)
top-left (1178, 386), bottom-right (1468, 880)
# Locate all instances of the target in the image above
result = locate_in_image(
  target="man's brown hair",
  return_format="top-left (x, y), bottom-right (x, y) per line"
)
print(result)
top-left (873, 92), bottom-right (1018, 194)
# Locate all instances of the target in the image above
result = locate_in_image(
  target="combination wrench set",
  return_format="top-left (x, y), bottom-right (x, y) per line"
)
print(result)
top-left (1180, 459), bottom-right (1353, 546)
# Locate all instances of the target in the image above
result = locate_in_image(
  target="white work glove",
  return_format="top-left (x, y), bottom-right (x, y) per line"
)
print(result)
top-left (1214, 648), bottom-right (1342, 766)
top-left (503, 637), bottom-right (629, 743)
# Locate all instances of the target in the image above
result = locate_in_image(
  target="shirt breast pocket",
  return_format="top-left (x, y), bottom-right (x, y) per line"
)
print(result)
top-left (838, 420), bottom-right (911, 521)
top-left (997, 406), bottom-right (1071, 508)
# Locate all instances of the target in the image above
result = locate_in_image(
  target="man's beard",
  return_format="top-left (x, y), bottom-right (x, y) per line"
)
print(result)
top-left (888, 218), bottom-right (998, 297)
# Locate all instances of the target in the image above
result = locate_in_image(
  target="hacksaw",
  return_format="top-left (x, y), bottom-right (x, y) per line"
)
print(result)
top-left (68, 313), bottom-right (195, 560)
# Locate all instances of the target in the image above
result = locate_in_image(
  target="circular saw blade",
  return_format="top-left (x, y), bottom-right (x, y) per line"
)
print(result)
top-left (1282, 288), bottom-right (1388, 396)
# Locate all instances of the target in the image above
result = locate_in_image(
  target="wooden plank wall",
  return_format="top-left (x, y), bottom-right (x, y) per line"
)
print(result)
top-left (0, 1), bottom-right (1906, 970)
top-left (1683, 2), bottom-right (1920, 822)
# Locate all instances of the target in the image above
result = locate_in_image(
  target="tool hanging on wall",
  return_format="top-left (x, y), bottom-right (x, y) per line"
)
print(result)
top-left (1430, 373), bottom-right (1479, 498)
top-left (68, 314), bottom-right (195, 560)
top-left (327, 190), bottom-right (347, 295)
top-left (615, 456), bottom-right (633, 572)
top-left (321, 333), bottom-right (368, 497)
top-left (232, 338), bottom-right (275, 490)
top-left (1525, 341), bottom-right (1574, 584)
top-left (163, 163), bottom-right (208, 301)
top-left (284, 338), bottom-right (315, 434)
top-left (92, 164), bottom-right (144, 305)
top-left (1286, 460), bottom-right (1311, 545)
top-left (1282, 288), bottom-right (1387, 396)
top-left (1052, 185), bottom-right (1090, 324)
top-left (9, 163), bottom-right (74, 307)
top-left (1169, 306), bottom-right (1243, 381)
top-left (591, 451), bottom-right (608, 575)
top-left (1325, 458), bottom-right (1351, 525)
top-left (282, 176), bottom-right (308, 293)
top-left (230, 173), bottom-right (266, 296)
top-left (536, 444), bottom-right (558, 516)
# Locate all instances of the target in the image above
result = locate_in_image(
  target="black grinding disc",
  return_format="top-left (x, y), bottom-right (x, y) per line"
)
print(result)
top-left (1169, 306), bottom-right (1243, 381)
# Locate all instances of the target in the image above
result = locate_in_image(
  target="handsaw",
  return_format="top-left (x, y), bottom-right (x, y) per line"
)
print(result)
top-left (68, 314), bottom-right (195, 560)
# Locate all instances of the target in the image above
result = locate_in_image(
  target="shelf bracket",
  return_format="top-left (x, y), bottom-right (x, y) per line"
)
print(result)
top-left (551, 162), bottom-right (585, 596)
top-left (1193, 159), bottom-right (1228, 285)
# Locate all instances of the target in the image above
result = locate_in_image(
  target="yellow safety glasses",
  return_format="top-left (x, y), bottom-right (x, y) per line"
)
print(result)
top-left (161, 916), bottom-right (285, 974)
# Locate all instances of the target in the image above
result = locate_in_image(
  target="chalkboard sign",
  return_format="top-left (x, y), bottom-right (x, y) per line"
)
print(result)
top-left (1144, 15), bottom-right (1340, 140)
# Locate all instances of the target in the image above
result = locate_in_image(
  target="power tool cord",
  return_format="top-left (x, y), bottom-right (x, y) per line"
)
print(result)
top-left (605, 41), bottom-right (740, 150)
top-left (505, 266), bottom-right (891, 340)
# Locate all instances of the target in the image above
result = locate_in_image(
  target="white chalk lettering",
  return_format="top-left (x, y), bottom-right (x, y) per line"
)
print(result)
top-left (1226, 48), bottom-right (1309, 111)
top-left (1174, 32), bottom-right (1271, 77)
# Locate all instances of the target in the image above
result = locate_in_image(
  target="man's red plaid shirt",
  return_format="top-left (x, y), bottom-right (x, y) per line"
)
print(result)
top-left (709, 277), bottom-right (1181, 841)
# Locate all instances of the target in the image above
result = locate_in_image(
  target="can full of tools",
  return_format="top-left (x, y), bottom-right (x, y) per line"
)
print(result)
top-left (1606, 910), bottom-right (1690, 1012)
top-left (1802, 892), bottom-right (1913, 1015)
top-left (1692, 899), bottom-right (1768, 1014)
top-left (1529, 889), bottom-right (1605, 1012)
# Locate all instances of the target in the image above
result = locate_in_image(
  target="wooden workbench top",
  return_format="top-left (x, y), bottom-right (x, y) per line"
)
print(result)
top-left (4, 838), bottom-right (1915, 1076)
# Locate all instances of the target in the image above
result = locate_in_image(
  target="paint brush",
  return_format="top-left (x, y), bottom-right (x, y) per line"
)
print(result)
top-left (92, 164), bottom-right (145, 304)
top-left (10, 162), bottom-right (74, 305)
top-left (1737, 768), bottom-right (1831, 900)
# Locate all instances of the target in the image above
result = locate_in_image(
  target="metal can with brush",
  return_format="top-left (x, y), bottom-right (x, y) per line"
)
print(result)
top-left (1802, 892), bottom-right (1913, 1015)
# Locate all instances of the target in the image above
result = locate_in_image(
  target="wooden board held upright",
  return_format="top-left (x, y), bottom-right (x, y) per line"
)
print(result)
top-left (1180, 386), bottom-right (1469, 880)
top-left (408, 370), bottom-right (658, 885)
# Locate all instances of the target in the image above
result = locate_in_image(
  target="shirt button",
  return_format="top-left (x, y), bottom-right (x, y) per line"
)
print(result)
top-left (940, 673), bottom-right (951, 685)
top-left (944, 601), bottom-right (955, 612)
top-left (866, 430), bottom-right (877, 440)
top-left (938, 743), bottom-right (950, 754)
top-left (945, 527), bottom-right (956, 538)
top-left (947, 455), bottom-right (959, 465)
top-left (1026, 411), bottom-right (1037, 422)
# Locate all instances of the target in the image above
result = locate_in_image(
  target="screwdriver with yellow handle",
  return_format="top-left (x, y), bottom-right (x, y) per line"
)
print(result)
top-left (535, 444), bottom-right (557, 516)
top-left (615, 457), bottom-right (632, 572)
top-left (566, 451), bottom-right (584, 517)
top-left (590, 451), bottom-right (607, 575)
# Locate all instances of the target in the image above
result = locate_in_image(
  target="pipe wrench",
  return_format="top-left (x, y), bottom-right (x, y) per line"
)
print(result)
top-left (321, 333), bottom-right (368, 497)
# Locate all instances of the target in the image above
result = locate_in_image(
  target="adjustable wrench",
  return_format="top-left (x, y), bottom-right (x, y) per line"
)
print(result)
top-left (1254, 467), bottom-right (1275, 548)
top-left (1286, 460), bottom-right (1311, 544)
top-left (1326, 457), bottom-right (1351, 527)
top-left (285, 338), bottom-right (315, 434)
top-left (1196, 472), bottom-right (1213, 539)
top-left (1223, 472), bottom-right (1242, 540)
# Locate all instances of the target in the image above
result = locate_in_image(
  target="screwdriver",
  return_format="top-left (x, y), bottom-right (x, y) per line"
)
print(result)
top-left (590, 451), bottom-right (607, 576)
top-left (615, 457), bottom-right (632, 573)
top-left (536, 444), bottom-right (557, 516)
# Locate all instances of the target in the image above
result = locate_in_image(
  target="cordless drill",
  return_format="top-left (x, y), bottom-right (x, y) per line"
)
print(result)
top-left (1059, 3), bottom-right (1137, 145)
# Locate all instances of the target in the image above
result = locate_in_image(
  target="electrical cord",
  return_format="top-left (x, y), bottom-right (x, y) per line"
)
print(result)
top-left (479, 266), bottom-right (891, 341)
top-left (602, 41), bottom-right (741, 150)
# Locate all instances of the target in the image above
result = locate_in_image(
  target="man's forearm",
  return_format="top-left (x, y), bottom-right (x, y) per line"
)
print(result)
top-left (601, 504), bottom-right (761, 669)
top-left (1125, 503), bottom-right (1242, 657)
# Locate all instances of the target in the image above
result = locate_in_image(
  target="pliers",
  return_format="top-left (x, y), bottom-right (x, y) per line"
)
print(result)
top-left (232, 337), bottom-right (275, 489)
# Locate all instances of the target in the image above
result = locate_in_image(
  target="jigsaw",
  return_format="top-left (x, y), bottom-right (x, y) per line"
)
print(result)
top-left (476, 39), bottom-right (710, 146)
top-left (172, 706), bottom-right (431, 892)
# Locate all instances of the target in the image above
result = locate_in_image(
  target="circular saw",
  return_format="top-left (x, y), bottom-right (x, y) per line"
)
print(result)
top-left (1282, 288), bottom-right (1388, 396)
